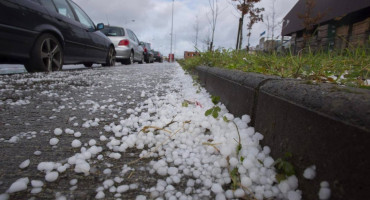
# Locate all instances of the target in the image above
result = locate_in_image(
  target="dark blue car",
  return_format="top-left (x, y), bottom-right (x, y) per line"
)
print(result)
top-left (0, 0), bottom-right (116, 72)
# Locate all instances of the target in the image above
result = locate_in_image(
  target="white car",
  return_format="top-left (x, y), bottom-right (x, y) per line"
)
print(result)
top-left (101, 26), bottom-right (144, 65)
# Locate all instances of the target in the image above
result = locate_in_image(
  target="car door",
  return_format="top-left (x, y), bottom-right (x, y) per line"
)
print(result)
top-left (68, 0), bottom-right (108, 62)
top-left (0, 0), bottom-right (48, 59)
top-left (51, 0), bottom-right (87, 63)
top-left (127, 29), bottom-right (140, 60)
top-left (131, 31), bottom-right (143, 60)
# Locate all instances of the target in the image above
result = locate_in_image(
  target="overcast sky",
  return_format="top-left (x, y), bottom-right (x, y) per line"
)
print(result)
top-left (74, 0), bottom-right (298, 58)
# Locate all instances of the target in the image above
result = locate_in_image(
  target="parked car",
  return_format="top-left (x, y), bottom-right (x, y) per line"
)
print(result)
top-left (141, 42), bottom-right (154, 63)
top-left (153, 51), bottom-right (163, 63)
top-left (0, 0), bottom-right (115, 72)
top-left (101, 26), bottom-right (144, 65)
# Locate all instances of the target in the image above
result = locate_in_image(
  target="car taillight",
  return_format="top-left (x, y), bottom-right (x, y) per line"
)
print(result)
top-left (118, 39), bottom-right (129, 46)
top-left (144, 48), bottom-right (147, 53)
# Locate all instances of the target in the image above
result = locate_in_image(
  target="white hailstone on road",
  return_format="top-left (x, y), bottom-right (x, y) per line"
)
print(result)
top-left (167, 167), bottom-right (178, 176)
top-left (49, 138), bottom-right (59, 146)
top-left (19, 159), bottom-right (30, 169)
top-left (241, 176), bottom-right (252, 187)
top-left (31, 180), bottom-right (44, 188)
top-left (109, 153), bottom-right (121, 159)
top-left (116, 185), bottom-right (129, 193)
top-left (136, 195), bottom-right (146, 200)
top-left (103, 169), bottom-right (112, 175)
top-left (34, 151), bottom-right (42, 156)
top-left (71, 139), bottom-right (82, 148)
top-left (88, 139), bottom-right (96, 146)
top-left (30, 187), bottom-right (42, 194)
top-left (54, 128), bottom-right (63, 135)
top-left (95, 191), bottom-right (105, 199)
top-left (263, 156), bottom-right (274, 168)
top-left (45, 171), bottom-right (59, 182)
top-left (141, 91), bottom-right (146, 97)
top-left (0, 193), bottom-right (9, 200)
top-left (303, 165), bottom-right (316, 180)
top-left (7, 178), bottom-right (29, 193)
top-left (70, 179), bottom-right (78, 185)
top-left (65, 128), bottom-right (74, 134)
top-left (287, 190), bottom-right (302, 200)
top-left (74, 132), bottom-right (82, 138)
top-left (8, 136), bottom-right (19, 143)
top-left (211, 183), bottom-right (223, 194)
top-left (318, 181), bottom-right (331, 200)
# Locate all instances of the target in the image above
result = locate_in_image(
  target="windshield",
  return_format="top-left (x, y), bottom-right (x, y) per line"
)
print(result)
top-left (100, 27), bottom-right (125, 36)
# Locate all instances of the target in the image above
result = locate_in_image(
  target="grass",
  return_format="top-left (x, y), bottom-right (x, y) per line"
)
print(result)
top-left (178, 46), bottom-right (370, 89)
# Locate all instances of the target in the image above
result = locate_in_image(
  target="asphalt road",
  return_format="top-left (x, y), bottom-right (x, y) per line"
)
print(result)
top-left (0, 62), bottom-right (177, 199)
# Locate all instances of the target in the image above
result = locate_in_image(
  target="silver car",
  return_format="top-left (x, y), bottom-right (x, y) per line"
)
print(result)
top-left (101, 26), bottom-right (144, 64)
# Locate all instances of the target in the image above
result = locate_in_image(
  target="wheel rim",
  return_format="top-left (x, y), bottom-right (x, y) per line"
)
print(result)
top-left (130, 52), bottom-right (134, 64)
top-left (108, 48), bottom-right (115, 66)
top-left (40, 38), bottom-right (62, 71)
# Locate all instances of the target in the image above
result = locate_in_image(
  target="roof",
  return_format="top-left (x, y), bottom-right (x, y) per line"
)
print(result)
top-left (282, 0), bottom-right (370, 36)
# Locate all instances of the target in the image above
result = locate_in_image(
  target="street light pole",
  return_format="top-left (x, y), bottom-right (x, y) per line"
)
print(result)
top-left (170, 0), bottom-right (174, 62)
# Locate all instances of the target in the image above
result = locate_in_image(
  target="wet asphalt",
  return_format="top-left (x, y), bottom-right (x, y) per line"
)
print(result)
top-left (0, 62), bottom-right (177, 199)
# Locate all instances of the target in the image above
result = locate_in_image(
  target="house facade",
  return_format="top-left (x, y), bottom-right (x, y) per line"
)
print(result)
top-left (282, 0), bottom-right (370, 53)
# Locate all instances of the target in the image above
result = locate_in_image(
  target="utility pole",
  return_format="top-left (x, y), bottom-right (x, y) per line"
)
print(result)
top-left (170, 0), bottom-right (174, 62)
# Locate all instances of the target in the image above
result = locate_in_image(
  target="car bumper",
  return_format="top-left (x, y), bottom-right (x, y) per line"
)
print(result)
top-left (115, 46), bottom-right (131, 60)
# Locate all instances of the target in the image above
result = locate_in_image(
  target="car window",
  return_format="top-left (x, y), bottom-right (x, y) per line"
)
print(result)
top-left (68, 1), bottom-right (95, 29)
top-left (127, 30), bottom-right (134, 41)
top-left (131, 31), bottom-right (139, 43)
top-left (101, 27), bottom-right (124, 36)
top-left (52, 0), bottom-right (75, 19)
top-left (40, 0), bottom-right (57, 12)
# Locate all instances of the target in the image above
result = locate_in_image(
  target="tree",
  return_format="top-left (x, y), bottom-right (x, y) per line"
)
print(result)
top-left (245, 1), bottom-right (264, 51)
top-left (298, 0), bottom-right (324, 49)
top-left (232, 0), bottom-right (263, 51)
top-left (193, 15), bottom-right (200, 51)
top-left (207, 0), bottom-right (220, 51)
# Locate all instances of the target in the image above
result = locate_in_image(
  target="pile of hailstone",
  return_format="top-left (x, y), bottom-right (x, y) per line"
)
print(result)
top-left (99, 66), bottom-right (302, 200)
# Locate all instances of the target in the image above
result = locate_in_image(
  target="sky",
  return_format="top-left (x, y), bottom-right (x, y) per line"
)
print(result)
top-left (74, 0), bottom-right (299, 58)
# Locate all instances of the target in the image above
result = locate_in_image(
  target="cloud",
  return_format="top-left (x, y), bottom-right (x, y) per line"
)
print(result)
top-left (74, 0), bottom-right (298, 58)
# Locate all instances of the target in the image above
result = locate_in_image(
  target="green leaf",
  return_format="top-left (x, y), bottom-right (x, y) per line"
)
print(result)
top-left (283, 162), bottom-right (295, 176)
top-left (223, 116), bottom-right (230, 122)
top-left (236, 144), bottom-right (242, 155)
top-left (240, 156), bottom-right (245, 162)
top-left (212, 110), bottom-right (219, 118)
top-left (211, 96), bottom-right (220, 105)
top-left (258, 159), bottom-right (263, 165)
top-left (276, 173), bottom-right (287, 183)
top-left (284, 152), bottom-right (293, 159)
top-left (205, 109), bottom-right (212, 116)
top-left (182, 101), bottom-right (189, 107)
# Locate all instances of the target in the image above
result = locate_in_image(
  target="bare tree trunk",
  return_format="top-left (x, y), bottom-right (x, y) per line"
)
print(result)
top-left (236, 18), bottom-right (242, 49)
top-left (238, 14), bottom-right (244, 50)
top-left (194, 15), bottom-right (200, 51)
top-left (208, 0), bottom-right (219, 52)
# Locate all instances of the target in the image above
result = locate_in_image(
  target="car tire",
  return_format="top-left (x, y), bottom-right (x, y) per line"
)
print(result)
top-left (125, 51), bottom-right (134, 65)
top-left (138, 55), bottom-right (144, 64)
top-left (84, 63), bottom-right (93, 68)
top-left (102, 46), bottom-right (115, 67)
top-left (25, 33), bottom-right (63, 72)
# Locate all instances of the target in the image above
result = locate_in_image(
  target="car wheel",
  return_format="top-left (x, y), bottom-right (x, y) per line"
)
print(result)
top-left (84, 63), bottom-right (93, 68)
top-left (102, 46), bottom-right (115, 67)
top-left (126, 51), bottom-right (134, 65)
top-left (138, 55), bottom-right (144, 64)
top-left (25, 34), bottom-right (63, 72)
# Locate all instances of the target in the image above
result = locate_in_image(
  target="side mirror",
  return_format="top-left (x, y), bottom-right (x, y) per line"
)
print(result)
top-left (96, 23), bottom-right (104, 30)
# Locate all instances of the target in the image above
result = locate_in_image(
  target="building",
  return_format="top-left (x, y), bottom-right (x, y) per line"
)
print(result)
top-left (184, 51), bottom-right (200, 59)
top-left (282, 0), bottom-right (370, 53)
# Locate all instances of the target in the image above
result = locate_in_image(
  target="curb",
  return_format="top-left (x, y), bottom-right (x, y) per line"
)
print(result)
top-left (195, 66), bottom-right (370, 200)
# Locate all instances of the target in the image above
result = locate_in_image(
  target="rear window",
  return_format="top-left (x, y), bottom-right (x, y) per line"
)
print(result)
top-left (101, 27), bottom-right (125, 36)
